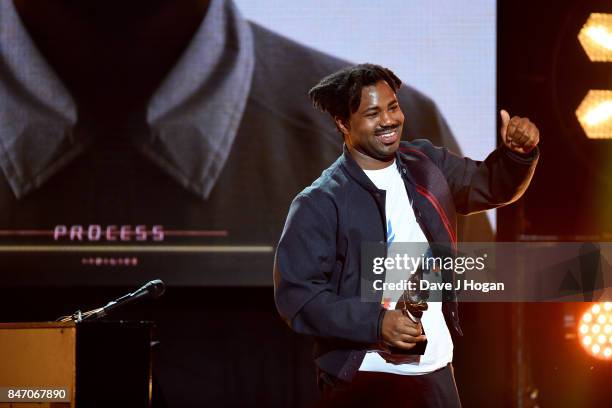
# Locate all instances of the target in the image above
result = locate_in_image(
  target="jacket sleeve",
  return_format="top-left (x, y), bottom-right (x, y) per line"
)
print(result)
top-left (416, 139), bottom-right (539, 215)
top-left (273, 192), bottom-right (384, 344)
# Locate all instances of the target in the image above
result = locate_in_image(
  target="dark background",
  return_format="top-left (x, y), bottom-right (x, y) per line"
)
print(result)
top-left (498, 0), bottom-right (612, 406)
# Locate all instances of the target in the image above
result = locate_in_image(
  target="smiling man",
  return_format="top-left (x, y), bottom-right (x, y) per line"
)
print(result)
top-left (340, 78), bottom-right (404, 168)
top-left (273, 64), bottom-right (540, 407)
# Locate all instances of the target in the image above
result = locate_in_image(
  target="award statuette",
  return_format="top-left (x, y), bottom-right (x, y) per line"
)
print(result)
top-left (394, 285), bottom-right (429, 355)
top-left (378, 272), bottom-right (429, 363)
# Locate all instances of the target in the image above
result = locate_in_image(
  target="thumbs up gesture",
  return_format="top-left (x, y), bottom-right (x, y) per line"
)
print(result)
top-left (500, 109), bottom-right (540, 155)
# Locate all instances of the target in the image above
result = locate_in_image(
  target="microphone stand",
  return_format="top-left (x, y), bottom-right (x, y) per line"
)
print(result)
top-left (56, 279), bottom-right (165, 323)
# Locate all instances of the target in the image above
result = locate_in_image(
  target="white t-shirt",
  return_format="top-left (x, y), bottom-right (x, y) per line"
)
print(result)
top-left (359, 160), bottom-right (453, 375)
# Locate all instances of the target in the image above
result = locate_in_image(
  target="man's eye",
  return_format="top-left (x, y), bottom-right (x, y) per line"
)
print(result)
top-left (389, 105), bottom-right (398, 111)
top-left (366, 112), bottom-right (378, 118)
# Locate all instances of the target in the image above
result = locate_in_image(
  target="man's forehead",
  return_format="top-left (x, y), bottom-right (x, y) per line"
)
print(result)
top-left (359, 81), bottom-right (397, 108)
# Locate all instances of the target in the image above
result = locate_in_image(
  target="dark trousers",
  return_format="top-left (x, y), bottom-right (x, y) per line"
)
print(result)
top-left (316, 364), bottom-right (461, 408)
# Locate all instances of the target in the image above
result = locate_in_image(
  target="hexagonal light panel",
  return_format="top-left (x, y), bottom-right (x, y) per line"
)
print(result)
top-left (578, 13), bottom-right (612, 62)
top-left (576, 90), bottom-right (612, 139)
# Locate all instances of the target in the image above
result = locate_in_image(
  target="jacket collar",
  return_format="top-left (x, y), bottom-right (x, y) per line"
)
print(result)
top-left (339, 143), bottom-right (414, 192)
top-left (339, 144), bottom-right (377, 192)
top-left (0, 0), bottom-right (254, 199)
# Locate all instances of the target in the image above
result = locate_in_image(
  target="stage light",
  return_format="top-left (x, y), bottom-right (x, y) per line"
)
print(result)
top-left (578, 303), bottom-right (612, 360)
top-left (575, 90), bottom-right (612, 139)
top-left (578, 13), bottom-right (612, 62)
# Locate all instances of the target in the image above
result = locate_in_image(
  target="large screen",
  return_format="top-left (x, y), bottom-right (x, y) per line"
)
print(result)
top-left (0, 0), bottom-right (496, 287)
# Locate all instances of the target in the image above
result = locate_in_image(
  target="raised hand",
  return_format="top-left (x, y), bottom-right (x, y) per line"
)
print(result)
top-left (500, 109), bottom-right (540, 155)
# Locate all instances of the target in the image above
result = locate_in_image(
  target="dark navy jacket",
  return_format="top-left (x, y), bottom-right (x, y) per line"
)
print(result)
top-left (274, 139), bottom-right (538, 381)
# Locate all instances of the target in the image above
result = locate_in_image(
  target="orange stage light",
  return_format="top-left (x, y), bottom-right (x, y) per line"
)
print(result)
top-left (578, 302), bottom-right (612, 360)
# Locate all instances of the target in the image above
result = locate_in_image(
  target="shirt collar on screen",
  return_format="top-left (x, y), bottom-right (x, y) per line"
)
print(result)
top-left (0, 0), bottom-right (255, 200)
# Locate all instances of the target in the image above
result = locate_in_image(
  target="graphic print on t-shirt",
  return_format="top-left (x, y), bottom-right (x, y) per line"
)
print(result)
top-left (387, 219), bottom-right (395, 244)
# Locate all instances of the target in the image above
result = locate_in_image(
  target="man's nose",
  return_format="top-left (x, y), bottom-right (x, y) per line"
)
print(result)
top-left (380, 110), bottom-right (395, 127)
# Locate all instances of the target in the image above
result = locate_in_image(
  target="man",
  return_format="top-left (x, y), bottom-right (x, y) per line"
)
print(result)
top-left (274, 64), bottom-right (539, 406)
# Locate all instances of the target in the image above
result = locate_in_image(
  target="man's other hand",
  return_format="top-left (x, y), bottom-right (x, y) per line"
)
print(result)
top-left (381, 309), bottom-right (427, 350)
top-left (500, 109), bottom-right (540, 155)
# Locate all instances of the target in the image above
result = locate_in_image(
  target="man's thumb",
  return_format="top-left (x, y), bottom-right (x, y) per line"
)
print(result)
top-left (500, 109), bottom-right (510, 139)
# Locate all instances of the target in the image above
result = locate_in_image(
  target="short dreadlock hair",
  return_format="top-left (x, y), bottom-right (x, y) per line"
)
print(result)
top-left (308, 63), bottom-right (402, 123)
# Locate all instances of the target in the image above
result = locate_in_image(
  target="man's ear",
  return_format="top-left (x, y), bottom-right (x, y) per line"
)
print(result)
top-left (334, 117), bottom-right (349, 138)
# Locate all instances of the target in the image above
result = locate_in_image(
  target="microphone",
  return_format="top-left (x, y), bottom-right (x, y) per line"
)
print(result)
top-left (56, 279), bottom-right (166, 322)
top-left (102, 279), bottom-right (166, 315)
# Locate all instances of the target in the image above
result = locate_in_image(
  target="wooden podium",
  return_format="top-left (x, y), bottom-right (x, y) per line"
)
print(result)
top-left (0, 321), bottom-right (153, 408)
